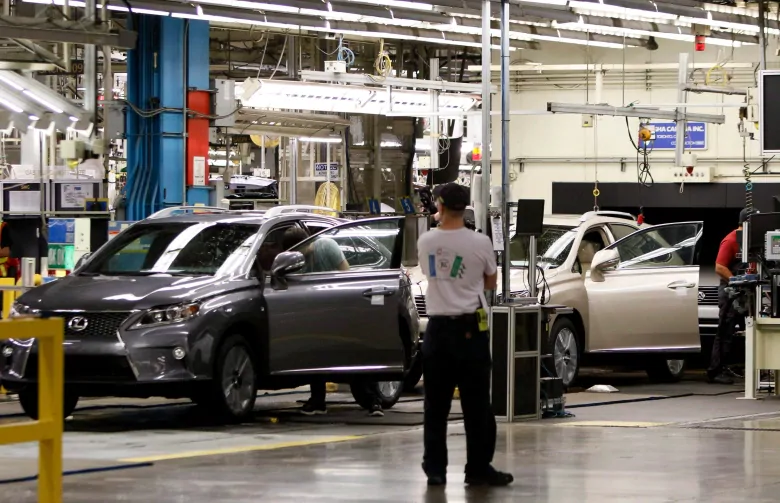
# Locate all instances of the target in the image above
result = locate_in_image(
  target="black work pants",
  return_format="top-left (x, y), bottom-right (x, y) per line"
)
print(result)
top-left (708, 285), bottom-right (743, 377)
top-left (422, 316), bottom-right (496, 477)
top-left (309, 379), bottom-right (326, 406)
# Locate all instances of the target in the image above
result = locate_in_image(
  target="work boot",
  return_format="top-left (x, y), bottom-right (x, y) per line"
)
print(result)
top-left (300, 400), bottom-right (327, 416)
top-left (464, 466), bottom-right (514, 487)
top-left (422, 463), bottom-right (446, 486)
top-left (707, 373), bottom-right (734, 385)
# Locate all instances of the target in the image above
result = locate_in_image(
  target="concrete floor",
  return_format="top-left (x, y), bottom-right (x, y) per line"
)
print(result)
top-left (2, 373), bottom-right (780, 502)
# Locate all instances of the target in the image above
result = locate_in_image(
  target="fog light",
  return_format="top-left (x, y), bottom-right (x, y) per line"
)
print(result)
top-left (172, 347), bottom-right (186, 360)
top-left (2, 346), bottom-right (12, 357)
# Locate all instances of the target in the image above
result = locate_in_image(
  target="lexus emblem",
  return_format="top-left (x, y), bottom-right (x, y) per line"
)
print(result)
top-left (698, 291), bottom-right (706, 302)
top-left (68, 316), bottom-right (89, 332)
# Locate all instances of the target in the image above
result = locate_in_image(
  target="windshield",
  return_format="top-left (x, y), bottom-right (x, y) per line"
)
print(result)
top-left (509, 225), bottom-right (577, 269)
top-left (81, 222), bottom-right (260, 276)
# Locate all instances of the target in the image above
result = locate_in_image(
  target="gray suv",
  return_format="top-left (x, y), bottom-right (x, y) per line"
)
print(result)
top-left (2, 207), bottom-right (420, 421)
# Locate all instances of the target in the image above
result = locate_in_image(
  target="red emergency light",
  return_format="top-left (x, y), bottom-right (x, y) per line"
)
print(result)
top-left (695, 35), bottom-right (705, 52)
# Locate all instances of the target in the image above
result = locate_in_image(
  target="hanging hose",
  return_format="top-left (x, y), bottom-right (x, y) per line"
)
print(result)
top-left (743, 136), bottom-right (753, 212)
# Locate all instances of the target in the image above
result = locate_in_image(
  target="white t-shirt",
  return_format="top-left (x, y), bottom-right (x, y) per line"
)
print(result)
top-left (417, 227), bottom-right (497, 316)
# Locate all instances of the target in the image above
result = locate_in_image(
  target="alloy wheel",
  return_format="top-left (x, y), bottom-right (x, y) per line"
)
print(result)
top-left (377, 380), bottom-right (402, 400)
top-left (221, 346), bottom-right (256, 416)
top-left (554, 327), bottom-right (579, 387)
top-left (666, 359), bottom-right (685, 376)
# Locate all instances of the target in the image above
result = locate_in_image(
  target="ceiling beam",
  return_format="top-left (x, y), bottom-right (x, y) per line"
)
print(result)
top-left (9, 39), bottom-right (66, 70)
top-left (0, 16), bottom-right (137, 48)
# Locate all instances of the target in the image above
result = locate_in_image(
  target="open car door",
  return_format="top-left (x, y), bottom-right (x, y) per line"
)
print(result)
top-left (585, 221), bottom-right (703, 354)
top-left (263, 217), bottom-right (406, 375)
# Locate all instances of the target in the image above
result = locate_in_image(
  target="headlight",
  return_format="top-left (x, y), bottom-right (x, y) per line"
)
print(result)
top-left (9, 303), bottom-right (38, 318)
top-left (133, 303), bottom-right (200, 328)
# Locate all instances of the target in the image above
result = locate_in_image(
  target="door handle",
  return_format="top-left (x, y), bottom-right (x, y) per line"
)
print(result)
top-left (363, 288), bottom-right (396, 297)
top-left (667, 280), bottom-right (696, 289)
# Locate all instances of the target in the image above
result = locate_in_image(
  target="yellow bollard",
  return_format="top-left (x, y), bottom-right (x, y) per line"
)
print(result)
top-left (453, 387), bottom-right (460, 399)
top-left (0, 278), bottom-right (15, 319)
top-left (326, 382), bottom-right (339, 393)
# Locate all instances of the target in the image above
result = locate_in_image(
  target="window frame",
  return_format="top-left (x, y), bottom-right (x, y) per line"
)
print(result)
top-left (606, 222), bottom-right (703, 271)
top-left (285, 217), bottom-right (404, 276)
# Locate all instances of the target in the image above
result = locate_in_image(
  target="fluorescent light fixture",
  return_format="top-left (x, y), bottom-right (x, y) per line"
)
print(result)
top-left (0, 73), bottom-right (22, 91)
top-left (21, 0), bottom-right (169, 15)
top-left (23, 90), bottom-right (63, 114)
top-left (0, 98), bottom-right (23, 114)
top-left (240, 79), bottom-right (479, 116)
top-left (342, 0), bottom-right (434, 10)
top-left (28, 114), bottom-right (39, 121)
top-left (553, 21), bottom-right (749, 48)
top-left (298, 136), bottom-right (342, 143)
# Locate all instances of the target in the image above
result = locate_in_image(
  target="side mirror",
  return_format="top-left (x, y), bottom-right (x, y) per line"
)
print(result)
top-left (271, 251), bottom-right (305, 276)
top-left (74, 252), bottom-right (92, 271)
top-left (589, 248), bottom-right (619, 282)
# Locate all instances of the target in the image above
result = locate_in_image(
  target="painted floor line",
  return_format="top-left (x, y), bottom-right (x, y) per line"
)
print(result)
top-left (554, 421), bottom-right (670, 428)
top-left (120, 435), bottom-right (363, 463)
top-left (0, 462), bottom-right (154, 485)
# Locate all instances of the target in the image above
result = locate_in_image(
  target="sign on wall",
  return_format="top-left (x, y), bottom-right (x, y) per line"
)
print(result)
top-left (314, 162), bottom-right (339, 178)
top-left (640, 122), bottom-right (707, 150)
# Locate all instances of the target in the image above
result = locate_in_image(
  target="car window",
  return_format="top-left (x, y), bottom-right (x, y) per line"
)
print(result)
top-left (613, 223), bottom-right (700, 270)
top-left (509, 225), bottom-right (577, 269)
top-left (288, 219), bottom-right (400, 274)
top-left (84, 222), bottom-right (260, 276)
top-left (609, 223), bottom-right (639, 241)
top-left (303, 221), bottom-right (333, 236)
top-left (257, 224), bottom-right (296, 272)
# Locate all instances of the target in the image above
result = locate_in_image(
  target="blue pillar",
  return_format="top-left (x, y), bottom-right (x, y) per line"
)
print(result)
top-left (186, 19), bottom-right (212, 207)
top-left (126, 15), bottom-right (210, 220)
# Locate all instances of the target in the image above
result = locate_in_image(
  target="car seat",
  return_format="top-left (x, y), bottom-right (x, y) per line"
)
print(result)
top-left (578, 241), bottom-right (599, 276)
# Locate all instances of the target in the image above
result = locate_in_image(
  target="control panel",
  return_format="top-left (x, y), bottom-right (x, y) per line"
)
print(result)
top-left (765, 231), bottom-right (780, 260)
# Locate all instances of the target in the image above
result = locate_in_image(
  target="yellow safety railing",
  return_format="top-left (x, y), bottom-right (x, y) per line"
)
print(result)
top-left (0, 277), bottom-right (15, 319)
top-left (0, 317), bottom-right (64, 503)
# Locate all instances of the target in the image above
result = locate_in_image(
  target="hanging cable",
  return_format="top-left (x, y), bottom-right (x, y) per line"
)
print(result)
top-left (625, 114), bottom-right (654, 187)
top-left (336, 36), bottom-right (355, 67)
top-left (373, 39), bottom-right (392, 79)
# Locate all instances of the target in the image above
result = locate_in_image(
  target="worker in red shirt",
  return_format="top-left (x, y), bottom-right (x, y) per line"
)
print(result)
top-left (709, 208), bottom-right (751, 384)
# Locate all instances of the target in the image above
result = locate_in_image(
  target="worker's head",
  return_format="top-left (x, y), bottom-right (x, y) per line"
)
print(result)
top-left (434, 183), bottom-right (469, 223)
top-left (282, 227), bottom-right (309, 251)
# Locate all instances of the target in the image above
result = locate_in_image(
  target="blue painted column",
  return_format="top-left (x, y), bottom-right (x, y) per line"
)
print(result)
top-left (125, 15), bottom-right (210, 220)
top-left (186, 20), bottom-right (213, 207)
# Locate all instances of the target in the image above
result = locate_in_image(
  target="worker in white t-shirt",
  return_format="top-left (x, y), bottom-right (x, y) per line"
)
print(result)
top-left (417, 182), bottom-right (513, 488)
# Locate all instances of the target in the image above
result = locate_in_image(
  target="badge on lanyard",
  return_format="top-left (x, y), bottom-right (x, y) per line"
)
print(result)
top-left (476, 308), bottom-right (489, 332)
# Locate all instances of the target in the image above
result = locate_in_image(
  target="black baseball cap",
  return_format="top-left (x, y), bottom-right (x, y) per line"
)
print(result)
top-left (434, 183), bottom-right (469, 211)
top-left (740, 208), bottom-right (758, 224)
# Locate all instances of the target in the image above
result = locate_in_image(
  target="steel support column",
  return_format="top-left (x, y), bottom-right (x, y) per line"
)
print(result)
top-left (126, 15), bottom-right (209, 220)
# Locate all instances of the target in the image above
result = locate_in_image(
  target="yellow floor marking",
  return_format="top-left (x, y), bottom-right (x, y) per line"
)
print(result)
top-left (120, 435), bottom-right (362, 463)
top-left (555, 421), bottom-right (668, 428)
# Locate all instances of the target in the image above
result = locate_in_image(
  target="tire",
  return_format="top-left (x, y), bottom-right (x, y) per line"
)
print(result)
top-left (193, 334), bottom-right (258, 422)
top-left (351, 380), bottom-right (403, 410)
top-left (646, 358), bottom-right (686, 383)
top-left (403, 356), bottom-right (423, 392)
top-left (546, 318), bottom-right (581, 388)
top-left (18, 388), bottom-right (79, 420)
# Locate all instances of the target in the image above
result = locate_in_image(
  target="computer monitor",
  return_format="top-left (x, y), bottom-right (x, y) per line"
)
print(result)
top-left (748, 212), bottom-right (780, 253)
top-left (514, 199), bottom-right (545, 237)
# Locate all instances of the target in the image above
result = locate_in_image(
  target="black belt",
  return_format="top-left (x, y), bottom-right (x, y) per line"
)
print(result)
top-left (429, 313), bottom-right (478, 322)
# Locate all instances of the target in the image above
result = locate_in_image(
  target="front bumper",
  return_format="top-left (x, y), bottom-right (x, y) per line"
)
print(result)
top-left (1, 311), bottom-right (217, 388)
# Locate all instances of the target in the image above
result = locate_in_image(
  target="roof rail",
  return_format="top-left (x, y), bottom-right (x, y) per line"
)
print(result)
top-left (264, 205), bottom-right (339, 218)
top-left (580, 210), bottom-right (636, 222)
top-left (146, 206), bottom-right (232, 219)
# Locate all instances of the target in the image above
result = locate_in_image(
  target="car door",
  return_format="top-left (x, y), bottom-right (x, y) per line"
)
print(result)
top-left (263, 217), bottom-right (406, 375)
top-left (585, 222), bottom-right (703, 353)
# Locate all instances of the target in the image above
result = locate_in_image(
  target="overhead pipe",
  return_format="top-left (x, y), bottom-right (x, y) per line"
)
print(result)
top-left (480, 0), bottom-right (491, 235)
top-left (500, 0), bottom-right (511, 302)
